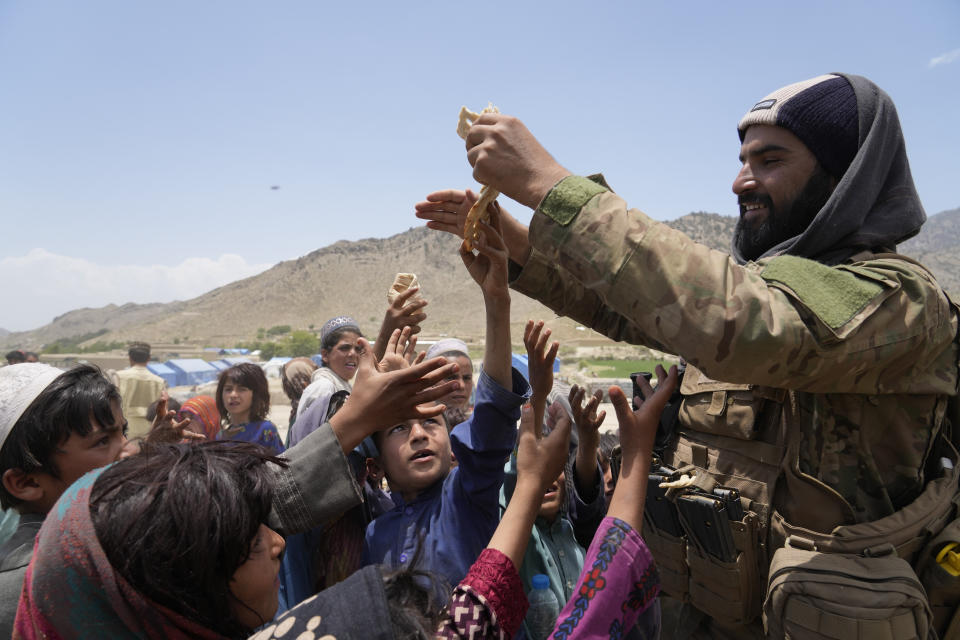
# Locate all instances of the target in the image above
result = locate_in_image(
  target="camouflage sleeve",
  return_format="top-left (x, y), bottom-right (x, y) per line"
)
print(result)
top-left (517, 175), bottom-right (957, 395)
top-left (510, 247), bottom-right (662, 349)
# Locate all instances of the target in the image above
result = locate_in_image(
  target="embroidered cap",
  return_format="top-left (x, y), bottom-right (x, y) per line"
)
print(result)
top-left (320, 316), bottom-right (361, 345)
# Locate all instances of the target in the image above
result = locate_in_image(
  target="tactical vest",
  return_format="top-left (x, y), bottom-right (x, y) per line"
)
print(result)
top-left (643, 258), bottom-right (960, 640)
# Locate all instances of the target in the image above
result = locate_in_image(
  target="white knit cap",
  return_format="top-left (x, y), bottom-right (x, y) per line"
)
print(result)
top-left (0, 363), bottom-right (63, 448)
top-left (425, 339), bottom-right (470, 361)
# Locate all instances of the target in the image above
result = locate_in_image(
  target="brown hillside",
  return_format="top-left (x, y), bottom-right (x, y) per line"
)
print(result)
top-left (5, 207), bottom-right (959, 351)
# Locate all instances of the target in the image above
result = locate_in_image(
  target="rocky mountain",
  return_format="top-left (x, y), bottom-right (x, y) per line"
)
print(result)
top-left (900, 207), bottom-right (960, 294)
top-left (4, 207), bottom-right (958, 351)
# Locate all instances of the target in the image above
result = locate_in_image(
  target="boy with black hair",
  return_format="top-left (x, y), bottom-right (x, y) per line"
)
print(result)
top-left (0, 363), bottom-right (130, 636)
top-left (363, 216), bottom-right (531, 591)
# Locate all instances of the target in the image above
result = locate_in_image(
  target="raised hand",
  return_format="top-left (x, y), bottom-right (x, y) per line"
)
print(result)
top-left (147, 397), bottom-right (206, 445)
top-left (606, 364), bottom-right (679, 531)
top-left (485, 403), bottom-right (573, 571)
top-left (523, 320), bottom-right (559, 430)
top-left (329, 337), bottom-right (460, 453)
top-left (569, 385), bottom-right (606, 439)
top-left (516, 403), bottom-right (572, 494)
top-left (378, 327), bottom-right (419, 373)
top-left (373, 284), bottom-right (428, 361)
top-left (415, 189), bottom-right (484, 239)
top-left (569, 384), bottom-right (607, 499)
top-left (459, 215), bottom-right (510, 303)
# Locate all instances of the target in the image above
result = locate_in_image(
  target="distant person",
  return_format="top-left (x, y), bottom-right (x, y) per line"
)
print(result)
top-left (289, 316), bottom-right (363, 446)
top-left (177, 395), bottom-right (221, 441)
top-left (425, 338), bottom-right (474, 415)
top-left (280, 357), bottom-right (318, 428)
top-left (4, 351), bottom-right (25, 366)
top-left (23, 353), bottom-right (38, 364)
top-left (114, 342), bottom-right (166, 439)
top-left (215, 362), bottom-right (283, 455)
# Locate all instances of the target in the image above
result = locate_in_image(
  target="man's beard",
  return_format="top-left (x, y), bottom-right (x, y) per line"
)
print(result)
top-left (733, 165), bottom-right (835, 262)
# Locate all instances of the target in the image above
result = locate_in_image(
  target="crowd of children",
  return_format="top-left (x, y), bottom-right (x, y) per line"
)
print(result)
top-left (0, 211), bottom-right (674, 639)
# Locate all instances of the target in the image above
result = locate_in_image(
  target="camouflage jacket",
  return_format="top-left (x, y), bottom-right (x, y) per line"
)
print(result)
top-left (511, 175), bottom-right (959, 526)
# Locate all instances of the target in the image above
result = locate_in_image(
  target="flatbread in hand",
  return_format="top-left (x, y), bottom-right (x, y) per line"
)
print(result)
top-left (457, 103), bottom-right (500, 251)
top-left (387, 272), bottom-right (421, 304)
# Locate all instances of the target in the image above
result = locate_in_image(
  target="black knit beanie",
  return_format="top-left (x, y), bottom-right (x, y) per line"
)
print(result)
top-left (738, 74), bottom-right (859, 180)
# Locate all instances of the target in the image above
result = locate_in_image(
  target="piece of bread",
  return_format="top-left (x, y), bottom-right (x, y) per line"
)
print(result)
top-left (387, 272), bottom-right (420, 304)
top-left (457, 103), bottom-right (501, 251)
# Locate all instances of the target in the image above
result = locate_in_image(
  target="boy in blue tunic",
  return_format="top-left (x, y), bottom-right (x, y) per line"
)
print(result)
top-left (363, 218), bottom-right (530, 590)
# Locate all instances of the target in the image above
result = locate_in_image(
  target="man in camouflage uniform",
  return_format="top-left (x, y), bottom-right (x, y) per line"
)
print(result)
top-left (421, 74), bottom-right (959, 637)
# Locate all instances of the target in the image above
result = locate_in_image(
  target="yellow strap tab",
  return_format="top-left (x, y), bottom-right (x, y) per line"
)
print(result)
top-left (936, 542), bottom-right (960, 576)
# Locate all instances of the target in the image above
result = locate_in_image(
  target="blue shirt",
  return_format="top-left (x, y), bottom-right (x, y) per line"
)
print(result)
top-left (363, 368), bottom-right (530, 590)
top-left (217, 420), bottom-right (285, 456)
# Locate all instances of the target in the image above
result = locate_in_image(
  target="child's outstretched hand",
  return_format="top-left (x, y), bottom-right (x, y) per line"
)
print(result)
top-left (374, 285), bottom-right (428, 361)
top-left (378, 327), bottom-right (421, 373)
top-left (569, 384), bottom-right (606, 439)
top-left (516, 403), bottom-right (571, 496)
top-left (606, 364), bottom-right (678, 532)
top-left (147, 397), bottom-right (206, 445)
top-left (569, 384), bottom-right (606, 497)
top-left (523, 320), bottom-right (559, 401)
top-left (330, 337), bottom-right (460, 453)
top-left (459, 213), bottom-right (510, 302)
top-left (523, 319), bottom-right (559, 429)
top-left (609, 364), bottom-right (678, 466)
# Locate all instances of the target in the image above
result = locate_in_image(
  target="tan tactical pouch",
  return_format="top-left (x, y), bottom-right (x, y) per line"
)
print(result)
top-left (677, 365), bottom-right (785, 441)
top-left (650, 365), bottom-right (785, 624)
top-left (684, 509), bottom-right (763, 626)
top-left (765, 440), bottom-right (959, 639)
top-left (764, 539), bottom-right (932, 639)
top-left (643, 525), bottom-right (689, 600)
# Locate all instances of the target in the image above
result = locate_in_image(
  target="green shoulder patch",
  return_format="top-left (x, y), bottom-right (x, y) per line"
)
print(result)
top-left (760, 255), bottom-right (885, 330)
top-left (538, 175), bottom-right (608, 227)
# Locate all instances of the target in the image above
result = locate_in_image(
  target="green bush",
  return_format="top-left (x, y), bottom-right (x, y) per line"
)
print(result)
top-left (266, 325), bottom-right (291, 336)
top-left (284, 330), bottom-right (319, 357)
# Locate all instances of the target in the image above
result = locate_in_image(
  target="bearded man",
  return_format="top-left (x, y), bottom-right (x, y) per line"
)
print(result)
top-left (419, 74), bottom-right (960, 638)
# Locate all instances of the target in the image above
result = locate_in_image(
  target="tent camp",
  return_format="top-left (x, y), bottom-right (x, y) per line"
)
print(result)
top-left (147, 362), bottom-right (180, 387)
top-left (165, 359), bottom-right (219, 386)
top-left (220, 357), bottom-right (252, 367)
top-left (261, 356), bottom-right (292, 379)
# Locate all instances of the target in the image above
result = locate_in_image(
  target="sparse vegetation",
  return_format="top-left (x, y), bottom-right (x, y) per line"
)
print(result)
top-left (235, 329), bottom-right (319, 360)
top-left (43, 329), bottom-right (126, 354)
top-left (266, 325), bottom-right (291, 336)
top-left (579, 358), bottom-right (675, 378)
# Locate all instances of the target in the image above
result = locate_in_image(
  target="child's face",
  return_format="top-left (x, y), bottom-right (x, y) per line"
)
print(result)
top-left (229, 523), bottom-right (285, 629)
top-left (222, 382), bottom-right (253, 424)
top-left (377, 415), bottom-right (452, 502)
top-left (538, 470), bottom-right (566, 524)
top-left (439, 356), bottom-right (473, 410)
top-left (33, 399), bottom-right (128, 513)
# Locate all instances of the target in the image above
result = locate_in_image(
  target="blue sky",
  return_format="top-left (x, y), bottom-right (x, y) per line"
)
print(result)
top-left (1, 0), bottom-right (958, 332)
